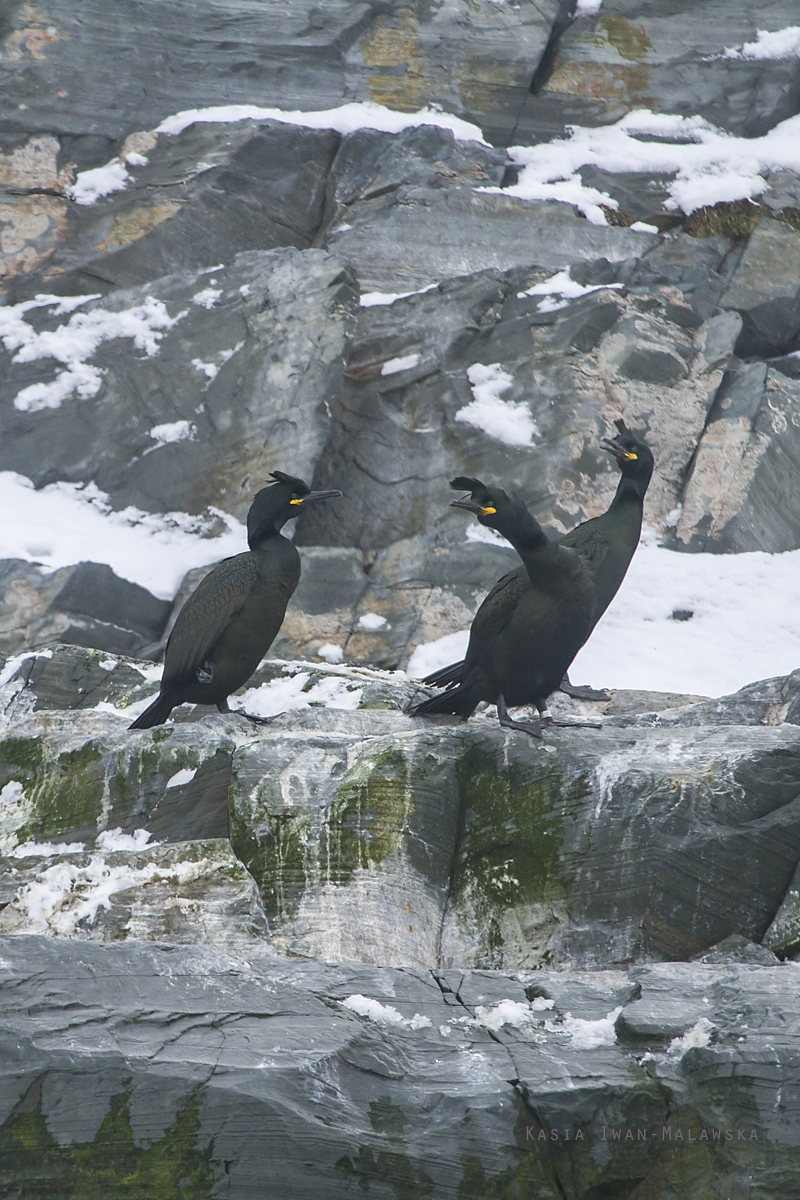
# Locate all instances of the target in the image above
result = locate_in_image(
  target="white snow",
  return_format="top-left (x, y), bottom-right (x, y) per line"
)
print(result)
top-left (455, 363), bottom-right (538, 446)
top-left (559, 1006), bottom-right (622, 1049)
top-left (358, 613), bottom-right (388, 631)
top-left (474, 999), bottom-right (537, 1031)
top-left (67, 159), bottom-right (131, 205)
top-left (0, 649), bottom-right (53, 687)
top-left (465, 523), bottom-right (513, 549)
top-left (668, 1017), bottom-right (713, 1057)
top-left (148, 420), bottom-right (196, 447)
top-left (722, 26), bottom-right (800, 60)
top-left (157, 100), bottom-right (488, 144)
top-left (341, 994), bottom-right (430, 1030)
top-left (317, 643), bottom-right (344, 664)
top-left (192, 359), bottom-right (218, 379)
top-left (490, 109), bottom-right (800, 221)
top-left (406, 630), bottom-right (469, 679)
top-left (0, 293), bottom-right (185, 412)
top-left (517, 268), bottom-right (623, 312)
top-left (98, 658), bottom-right (117, 671)
top-left (8, 853), bottom-right (209, 936)
top-left (0, 471), bottom-right (247, 599)
top-left (95, 827), bottom-right (154, 851)
top-left (381, 353), bottom-right (420, 376)
top-left (8, 839), bottom-right (85, 859)
top-left (125, 151), bottom-right (149, 166)
top-left (575, 0), bottom-right (603, 12)
top-left (231, 671), bottom-right (362, 718)
top-left (192, 287), bottom-right (222, 309)
top-left (165, 768), bottom-right (197, 789)
top-left (359, 284), bottom-right (438, 306)
top-left (570, 531), bottom-right (800, 697)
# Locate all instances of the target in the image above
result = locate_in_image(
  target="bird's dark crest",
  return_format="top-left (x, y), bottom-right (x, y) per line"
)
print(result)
top-left (450, 476), bottom-right (485, 493)
top-left (270, 471), bottom-right (309, 493)
top-left (613, 418), bottom-right (630, 436)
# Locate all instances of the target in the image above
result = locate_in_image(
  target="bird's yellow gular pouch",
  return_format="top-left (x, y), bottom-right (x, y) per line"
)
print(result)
top-left (480, 506), bottom-right (497, 515)
top-left (623, 452), bottom-right (638, 461)
top-left (289, 498), bottom-right (304, 505)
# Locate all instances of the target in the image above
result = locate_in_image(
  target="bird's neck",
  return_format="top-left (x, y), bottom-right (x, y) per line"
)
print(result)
top-left (498, 512), bottom-right (551, 574)
top-left (610, 472), bottom-right (648, 509)
top-left (248, 525), bottom-right (286, 552)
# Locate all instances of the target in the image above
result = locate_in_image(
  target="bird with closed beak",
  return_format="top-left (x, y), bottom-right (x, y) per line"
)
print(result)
top-left (130, 471), bottom-right (342, 729)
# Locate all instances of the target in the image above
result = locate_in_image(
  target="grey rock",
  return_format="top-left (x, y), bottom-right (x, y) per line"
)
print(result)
top-left (0, 559), bottom-right (170, 659)
top-left (675, 366), bottom-right (800, 552)
top-left (693, 933), bottom-right (780, 966)
top-left (325, 186), bottom-right (658, 293)
top-left (1, 938), bottom-right (800, 1197)
top-left (526, 0), bottom-right (800, 139)
top-left (721, 219), bottom-right (800, 356)
top-left (604, 672), bottom-right (800, 728)
top-left (8, 121), bottom-right (342, 301)
top-left (1, 0), bottom-right (561, 145)
top-left (1, 248), bottom-right (358, 522)
top-left (0, 839), bottom-right (268, 946)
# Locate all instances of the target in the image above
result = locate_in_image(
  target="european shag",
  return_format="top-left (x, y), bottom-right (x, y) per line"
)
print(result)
top-left (423, 420), bottom-right (654, 701)
top-left (411, 477), bottom-right (596, 738)
top-left (129, 472), bottom-right (342, 729)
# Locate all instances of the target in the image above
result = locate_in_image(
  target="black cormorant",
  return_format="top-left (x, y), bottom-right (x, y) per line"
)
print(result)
top-left (129, 472), bottom-right (342, 729)
top-left (411, 477), bottom-right (596, 738)
top-left (423, 420), bottom-right (654, 701)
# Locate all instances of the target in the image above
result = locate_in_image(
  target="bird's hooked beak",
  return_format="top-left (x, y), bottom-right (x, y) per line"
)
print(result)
top-left (289, 488), bottom-right (343, 508)
top-left (450, 496), bottom-right (497, 516)
top-left (600, 437), bottom-right (638, 464)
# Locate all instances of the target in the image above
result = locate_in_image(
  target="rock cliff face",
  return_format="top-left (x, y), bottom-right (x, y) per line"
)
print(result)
top-left (3, 0), bottom-right (800, 1195)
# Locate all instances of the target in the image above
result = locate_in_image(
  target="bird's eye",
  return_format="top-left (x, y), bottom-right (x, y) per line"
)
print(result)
top-left (289, 497), bottom-right (305, 505)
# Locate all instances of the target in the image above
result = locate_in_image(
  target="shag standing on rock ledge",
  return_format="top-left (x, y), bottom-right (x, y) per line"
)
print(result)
top-left (423, 420), bottom-right (654, 702)
top-left (411, 478), bottom-right (596, 738)
top-left (129, 472), bottom-right (342, 729)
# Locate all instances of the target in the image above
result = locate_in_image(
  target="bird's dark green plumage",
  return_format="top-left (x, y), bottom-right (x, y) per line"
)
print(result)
top-left (411, 477), bottom-right (596, 738)
top-left (129, 472), bottom-right (342, 729)
top-left (422, 421), bottom-right (654, 700)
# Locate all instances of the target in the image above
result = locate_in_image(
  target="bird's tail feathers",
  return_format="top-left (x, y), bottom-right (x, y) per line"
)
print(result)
top-left (411, 683), bottom-right (480, 718)
top-left (128, 693), bottom-right (174, 730)
top-left (422, 660), bottom-right (464, 688)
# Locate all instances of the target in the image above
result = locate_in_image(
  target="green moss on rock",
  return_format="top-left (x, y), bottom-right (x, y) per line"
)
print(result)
top-left (0, 1078), bottom-right (217, 1198)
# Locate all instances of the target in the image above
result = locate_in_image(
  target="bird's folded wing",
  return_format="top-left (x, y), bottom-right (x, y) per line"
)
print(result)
top-left (462, 567), bottom-right (528, 675)
top-left (161, 554), bottom-right (258, 687)
top-left (560, 517), bottom-right (610, 574)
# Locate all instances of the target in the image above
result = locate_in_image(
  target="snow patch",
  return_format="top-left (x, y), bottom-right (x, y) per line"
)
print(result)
top-left (157, 101), bottom-right (488, 144)
top-left (406, 630), bottom-right (470, 678)
top-left (455, 363), bottom-right (538, 446)
top-left (95, 827), bottom-right (154, 852)
top-left (341, 994), bottom-right (431, 1030)
top-left (465, 523), bottom-right (513, 549)
top-left (148, 420), bottom-right (196, 447)
top-left (475, 999), bottom-right (538, 1031)
top-left (0, 648), bottom-right (54, 687)
top-left (381, 353), bottom-right (420, 376)
top-left (489, 109), bottom-right (800, 220)
top-left (67, 159), bottom-right (130, 205)
top-left (668, 1018), bottom-right (713, 1057)
top-left (0, 472), bottom-right (246, 599)
top-left (318, 643), bottom-right (344, 664)
top-left (517, 268), bottom-right (623, 311)
top-left (8, 839), bottom-right (85, 859)
top-left (192, 287), bottom-right (222, 309)
top-left (1, 294), bottom-right (185, 412)
top-left (559, 1006), bottom-right (622, 1049)
top-left (231, 671), bottom-right (362, 718)
top-left (165, 768), bottom-right (197, 789)
top-left (360, 284), bottom-right (438, 306)
top-left (721, 26), bottom-right (800, 60)
top-left (358, 612), bottom-right (388, 631)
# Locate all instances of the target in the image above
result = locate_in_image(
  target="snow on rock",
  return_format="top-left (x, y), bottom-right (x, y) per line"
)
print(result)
top-left (165, 769), bottom-right (197, 790)
top-left (67, 159), bottom-right (131, 205)
top-left (359, 284), bottom-right (438, 307)
top-left (406, 630), bottom-right (470, 678)
top-left (358, 613), bottom-right (388, 631)
top-left (8, 839), bottom-right (86, 859)
top-left (341, 994), bottom-right (431, 1030)
top-left (0, 649), bottom-right (53, 687)
top-left (231, 671), bottom-right (362, 718)
top-left (474, 999), bottom-right (538, 1031)
top-left (721, 27), bottom-right (800, 61)
top-left (156, 101), bottom-right (488, 144)
top-left (191, 287), bottom-right (222, 309)
top-left (517, 268), bottom-right (623, 312)
top-left (558, 1007), bottom-right (622, 1049)
top-left (492, 109), bottom-right (800, 220)
top-left (0, 472), bottom-right (246, 599)
top-left (455, 363), bottom-right (538, 446)
top-left (0, 294), bottom-right (185, 412)
top-left (4, 854), bottom-right (209, 937)
top-left (667, 1017), bottom-right (714, 1057)
top-left (317, 643), bottom-right (344, 664)
top-left (95, 828), bottom-right (154, 852)
top-left (148, 420), bottom-right (196, 447)
top-left (465, 524), bottom-right (513, 549)
top-left (381, 353), bottom-right (420, 376)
